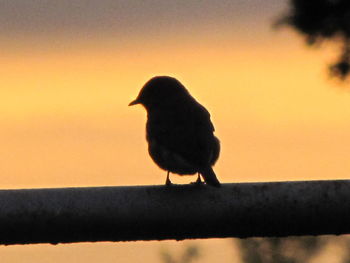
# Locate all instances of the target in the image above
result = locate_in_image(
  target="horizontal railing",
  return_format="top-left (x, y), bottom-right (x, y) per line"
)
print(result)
top-left (0, 180), bottom-right (349, 245)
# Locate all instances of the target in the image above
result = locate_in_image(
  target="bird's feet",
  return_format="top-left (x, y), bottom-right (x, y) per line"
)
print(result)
top-left (165, 177), bottom-right (173, 186)
top-left (191, 174), bottom-right (204, 186)
top-left (165, 172), bottom-right (173, 187)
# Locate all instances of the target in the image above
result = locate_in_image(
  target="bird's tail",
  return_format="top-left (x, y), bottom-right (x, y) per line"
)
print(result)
top-left (200, 167), bottom-right (221, 187)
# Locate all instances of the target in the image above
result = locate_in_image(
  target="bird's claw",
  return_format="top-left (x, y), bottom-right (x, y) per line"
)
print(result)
top-left (165, 172), bottom-right (173, 186)
top-left (191, 174), bottom-right (204, 186)
top-left (165, 177), bottom-right (173, 186)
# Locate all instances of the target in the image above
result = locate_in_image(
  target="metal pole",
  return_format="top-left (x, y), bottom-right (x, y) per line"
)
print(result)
top-left (0, 180), bottom-right (349, 245)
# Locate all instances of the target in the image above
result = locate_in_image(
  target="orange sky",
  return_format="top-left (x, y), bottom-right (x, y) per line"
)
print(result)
top-left (1, 0), bottom-right (350, 262)
top-left (1, 32), bottom-right (350, 188)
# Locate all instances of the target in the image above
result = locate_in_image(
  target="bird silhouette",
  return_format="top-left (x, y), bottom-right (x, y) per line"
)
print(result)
top-left (129, 76), bottom-right (221, 187)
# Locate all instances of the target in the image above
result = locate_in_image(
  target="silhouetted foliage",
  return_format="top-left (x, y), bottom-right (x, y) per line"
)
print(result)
top-left (160, 245), bottom-right (200, 263)
top-left (277, 0), bottom-right (350, 79)
top-left (343, 238), bottom-right (350, 263)
top-left (158, 236), bottom-right (350, 263)
top-left (236, 236), bottom-right (327, 263)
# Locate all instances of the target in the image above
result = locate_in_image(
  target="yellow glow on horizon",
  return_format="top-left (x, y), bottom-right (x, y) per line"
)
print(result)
top-left (1, 36), bottom-right (350, 190)
top-left (1, 37), bottom-right (349, 126)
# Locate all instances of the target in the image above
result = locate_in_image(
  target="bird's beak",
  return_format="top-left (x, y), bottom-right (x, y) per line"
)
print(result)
top-left (128, 98), bottom-right (140, 106)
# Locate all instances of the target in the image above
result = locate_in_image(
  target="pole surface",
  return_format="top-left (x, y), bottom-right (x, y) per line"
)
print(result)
top-left (0, 180), bottom-right (349, 245)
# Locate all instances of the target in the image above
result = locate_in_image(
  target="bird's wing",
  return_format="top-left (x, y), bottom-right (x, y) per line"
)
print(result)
top-left (147, 103), bottom-right (216, 167)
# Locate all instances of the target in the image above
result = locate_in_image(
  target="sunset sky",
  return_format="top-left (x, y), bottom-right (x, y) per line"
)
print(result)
top-left (1, 0), bottom-right (350, 262)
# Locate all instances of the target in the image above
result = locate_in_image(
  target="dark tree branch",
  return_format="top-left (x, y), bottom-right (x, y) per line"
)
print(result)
top-left (277, 0), bottom-right (350, 79)
top-left (0, 180), bottom-right (350, 245)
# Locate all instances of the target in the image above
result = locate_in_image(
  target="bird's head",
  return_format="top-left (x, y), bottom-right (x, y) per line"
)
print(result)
top-left (129, 76), bottom-right (191, 110)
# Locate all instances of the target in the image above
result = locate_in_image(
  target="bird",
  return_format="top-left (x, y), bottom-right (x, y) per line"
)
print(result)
top-left (129, 76), bottom-right (221, 187)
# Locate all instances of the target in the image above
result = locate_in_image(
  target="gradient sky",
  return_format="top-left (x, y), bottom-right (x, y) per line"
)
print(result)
top-left (0, 0), bottom-right (282, 36)
top-left (1, 0), bottom-right (350, 262)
